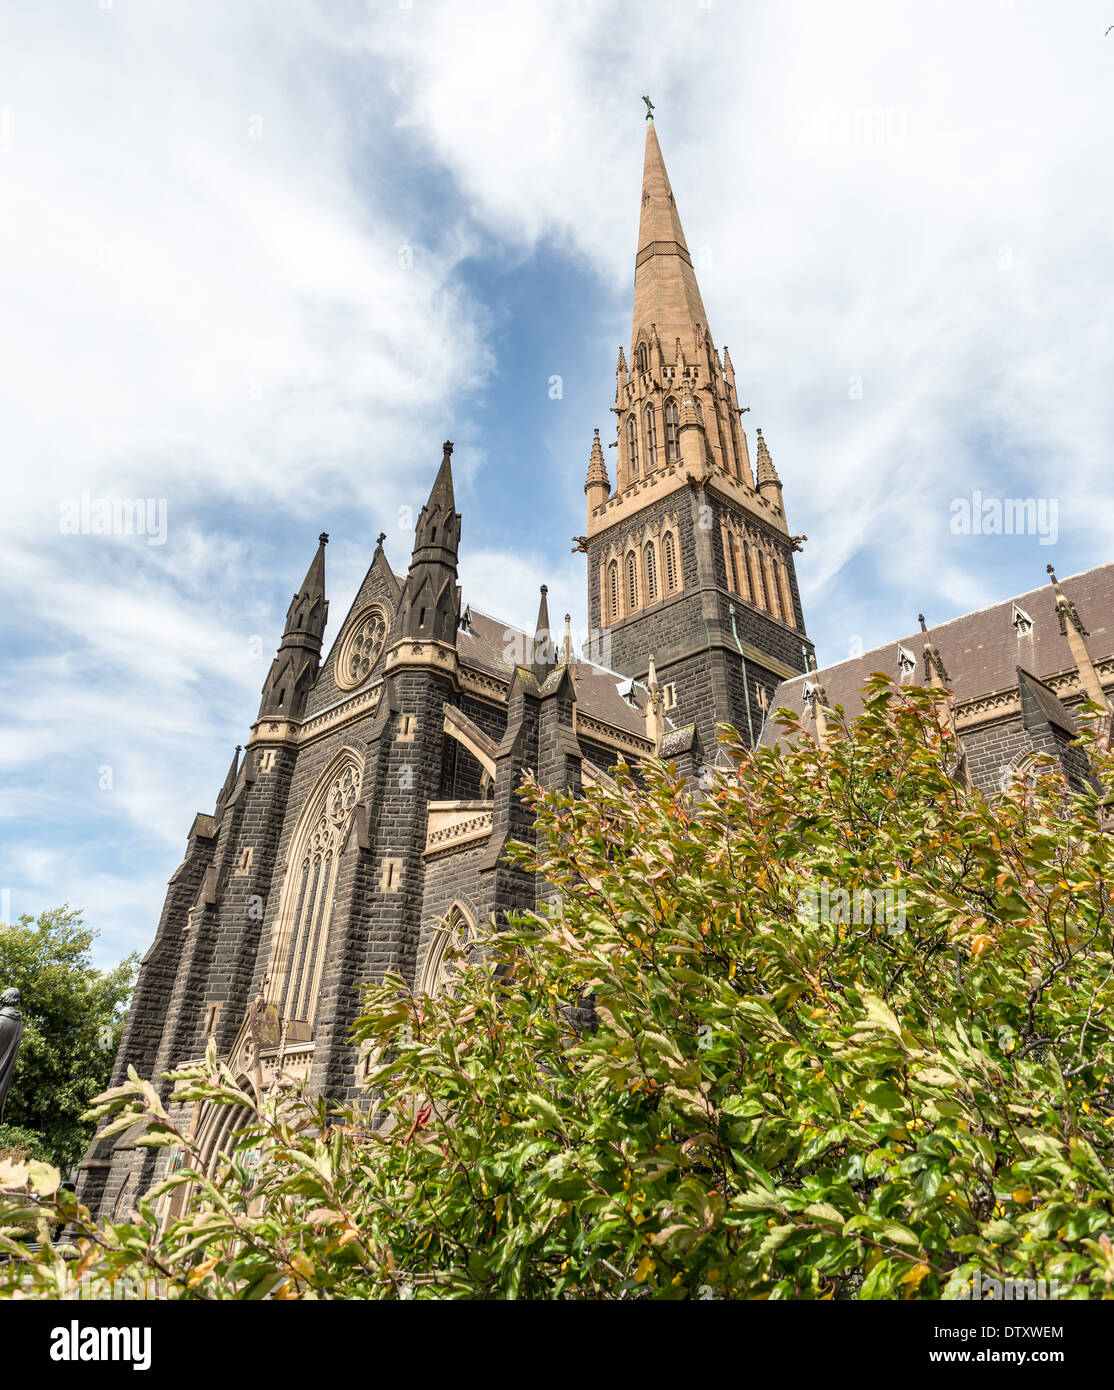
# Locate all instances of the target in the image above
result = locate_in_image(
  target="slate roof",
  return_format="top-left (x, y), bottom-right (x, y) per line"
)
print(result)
top-left (760, 563), bottom-right (1114, 744)
top-left (458, 606), bottom-right (655, 740)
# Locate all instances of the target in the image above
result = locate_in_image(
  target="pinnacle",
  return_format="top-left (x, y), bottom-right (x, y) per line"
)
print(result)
top-left (532, 584), bottom-right (555, 673)
top-left (755, 429), bottom-right (781, 491)
top-left (300, 532), bottom-right (327, 602)
top-left (584, 427), bottom-right (610, 493)
top-left (217, 744), bottom-right (242, 806)
top-left (426, 438), bottom-right (456, 514)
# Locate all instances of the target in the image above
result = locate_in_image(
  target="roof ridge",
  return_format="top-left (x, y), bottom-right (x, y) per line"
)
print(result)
top-left (790, 560), bottom-right (1114, 684)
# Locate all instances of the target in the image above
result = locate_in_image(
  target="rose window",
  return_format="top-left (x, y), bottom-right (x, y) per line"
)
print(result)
top-left (336, 606), bottom-right (388, 689)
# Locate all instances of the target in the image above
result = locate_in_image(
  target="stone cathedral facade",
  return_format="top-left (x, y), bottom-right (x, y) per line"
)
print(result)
top-left (79, 120), bottom-right (1113, 1220)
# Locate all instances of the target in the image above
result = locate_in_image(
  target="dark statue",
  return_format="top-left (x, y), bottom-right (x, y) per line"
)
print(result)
top-left (0, 988), bottom-right (24, 1123)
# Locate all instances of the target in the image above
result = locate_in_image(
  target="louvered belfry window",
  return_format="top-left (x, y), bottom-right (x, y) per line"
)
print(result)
top-left (664, 531), bottom-right (678, 593)
top-left (644, 405), bottom-right (658, 469)
top-left (665, 398), bottom-right (679, 461)
top-left (645, 540), bottom-right (658, 603)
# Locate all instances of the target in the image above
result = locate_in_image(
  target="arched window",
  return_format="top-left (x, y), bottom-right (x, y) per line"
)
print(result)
top-left (694, 397), bottom-right (704, 424)
top-left (663, 532), bottom-right (678, 593)
top-left (267, 750), bottom-right (363, 1026)
top-left (763, 552), bottom-right (783, 621)
top-left (418, 904), bottom-right (476, 999)
top-left (159, 1099), bottom-right (254, 1230)
top-left (643, 405), bottom-right (658, 469)
top-left (634, 342), bottom-right (648, 374)
top-left (608, 559), bottom-right (620, 623)
top-left (644, 540), bottom-right (658, 603)
top-left (748, 546), bottom-right (765, 610)
top-left (664, 398), bottom-right (679, 461)
top-left (726, 533), bottom-right (738, 592)
top-left (777, 562), bottom-right (796, 628)
top-left (627, 414), bottom-right (639, 479)
top-left (626, 552), bottom-right (638, 613)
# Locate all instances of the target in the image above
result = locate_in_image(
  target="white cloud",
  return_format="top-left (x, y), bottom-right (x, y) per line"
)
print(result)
top-left (4, 0), bottom-right (1113, 965)
top-left (0, 1), bottom-right (492, 534)
top-left (363, 0), bottom-right (1114, 654)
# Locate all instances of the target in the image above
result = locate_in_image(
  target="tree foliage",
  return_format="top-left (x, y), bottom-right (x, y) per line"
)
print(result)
top-left (5, 682), bottom-right (1114, 1299)
top-left (0, 907), bottom-right (137, 1170)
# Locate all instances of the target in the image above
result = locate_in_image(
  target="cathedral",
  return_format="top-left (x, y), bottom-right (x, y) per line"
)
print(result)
top-left (78, 117), bottom-right (1113, 1220)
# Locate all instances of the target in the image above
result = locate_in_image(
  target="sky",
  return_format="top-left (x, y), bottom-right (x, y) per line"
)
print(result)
top-left (2, 0), bottom-right (1112, 969)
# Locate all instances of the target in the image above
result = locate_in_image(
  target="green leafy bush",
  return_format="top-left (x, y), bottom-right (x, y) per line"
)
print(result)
top-left (4, 680), bottom-right (1114, 1299)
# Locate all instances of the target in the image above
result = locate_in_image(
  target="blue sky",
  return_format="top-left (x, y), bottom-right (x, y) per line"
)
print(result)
top-left (2, 0), bottom-right (1113, 969)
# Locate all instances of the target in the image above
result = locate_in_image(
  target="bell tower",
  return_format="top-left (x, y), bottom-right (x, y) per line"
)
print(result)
top-left (583, 110), bottom-right (814, 756)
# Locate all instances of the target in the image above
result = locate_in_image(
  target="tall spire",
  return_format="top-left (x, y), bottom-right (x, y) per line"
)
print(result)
top-left (258, 534), bottom-right (329, 719)
top-left (398, 441), bottom-right (462, 643)
top-left (608, 116), bottom-right (753, 493)
top-left (631, 121), bottom-right (711, 363)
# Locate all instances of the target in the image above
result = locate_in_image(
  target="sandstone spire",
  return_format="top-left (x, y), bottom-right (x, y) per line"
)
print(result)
top-left (631, 121), bottom-right (712, 366)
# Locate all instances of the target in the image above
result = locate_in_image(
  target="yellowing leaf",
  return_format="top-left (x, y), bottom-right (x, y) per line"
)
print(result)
top-left (901, 1262), bottom-right (932, 1289)
top-left (27, 1160), bottom-right (61, 1196)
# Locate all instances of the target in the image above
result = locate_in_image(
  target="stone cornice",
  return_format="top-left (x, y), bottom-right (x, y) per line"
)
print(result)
top-left (383, 637), bottom-right (459, 678)
top-left (459, 664), bottom-right (509, 702)
top-left (954, 657), bottom-right (1114, 731)
top-left (424, 802), bottom-right (494, 859)
top-left (574, 709), bottom-right (654, 758)
top-left (249, 683), bottom-right (384, 749)
top-left (245, 648), bottom-right (669, 769)
top-left (607, 624), bottom-right (806, 684)
top-left (588, 461), bottom-right (786, 541)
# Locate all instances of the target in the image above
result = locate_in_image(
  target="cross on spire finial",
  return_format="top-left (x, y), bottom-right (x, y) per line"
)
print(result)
top-left (318, 532), bottom-right (329, 546)
top-left (642, 94), bottom-right (655, 120)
